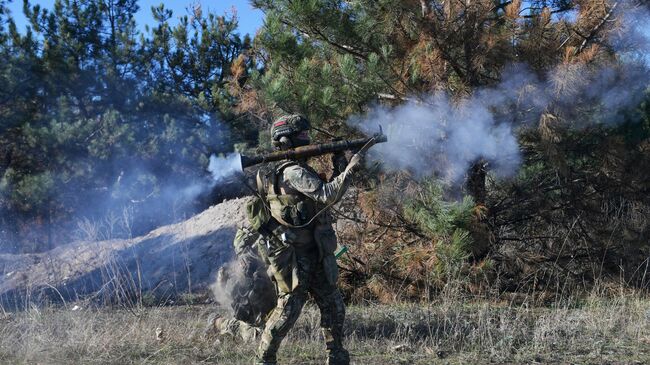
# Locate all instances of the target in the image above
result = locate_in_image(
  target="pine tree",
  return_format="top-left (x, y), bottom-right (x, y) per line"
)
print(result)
top-left (248, 0), bottom-right (650, 297)
top-left (0, 1), bottom-right (252, 252)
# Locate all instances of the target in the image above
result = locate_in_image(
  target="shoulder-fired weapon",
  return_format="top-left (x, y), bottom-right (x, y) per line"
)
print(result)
top-left (240, 132), bottom-right (387, 169)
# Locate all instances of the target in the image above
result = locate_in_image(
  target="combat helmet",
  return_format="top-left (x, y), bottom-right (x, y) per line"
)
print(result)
top-left (271, 114), bottom-right (310, 149)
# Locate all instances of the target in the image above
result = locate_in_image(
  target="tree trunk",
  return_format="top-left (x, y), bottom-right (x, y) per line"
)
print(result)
top-left (467, 159), bottom-right (487, 206)
top-left (466, 159), bottom-right (492, 260)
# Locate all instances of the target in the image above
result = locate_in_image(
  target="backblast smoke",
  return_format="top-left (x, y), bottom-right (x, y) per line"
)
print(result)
top-left (208, 153), bottom-right (243, 183)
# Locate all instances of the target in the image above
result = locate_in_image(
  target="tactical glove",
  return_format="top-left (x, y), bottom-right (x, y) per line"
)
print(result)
top-left (331, 151), bottom-right (348, 176)
top-left (344, 151), bottom-right (364, 175)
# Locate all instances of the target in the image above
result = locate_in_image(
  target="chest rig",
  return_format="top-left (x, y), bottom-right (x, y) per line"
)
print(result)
top-left (256, 161), bottom-right (319, 229)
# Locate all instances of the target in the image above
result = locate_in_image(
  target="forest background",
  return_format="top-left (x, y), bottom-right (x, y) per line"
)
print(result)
top-left (1, 0), bottom-right (650, 302)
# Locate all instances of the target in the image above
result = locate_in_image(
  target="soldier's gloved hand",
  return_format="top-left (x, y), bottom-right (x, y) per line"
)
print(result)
top-left (344, 151), bottom-right (364, 174)
top-left (331, 151), bottom-right (348, 176)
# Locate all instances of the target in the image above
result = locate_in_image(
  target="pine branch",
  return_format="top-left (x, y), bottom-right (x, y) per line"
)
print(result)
top-left (574, 1), bottom-right (619, 56)
top-left (277, 18), bottom-right (369, 61)
top-left (376, 93), bottom-right (415, 102)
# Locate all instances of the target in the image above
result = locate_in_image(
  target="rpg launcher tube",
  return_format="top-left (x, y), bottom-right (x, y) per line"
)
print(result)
top-left (240, 134), bottom-right (387, 169)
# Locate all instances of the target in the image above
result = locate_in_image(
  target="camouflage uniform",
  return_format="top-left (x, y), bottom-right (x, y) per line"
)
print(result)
top-left (209, 227), bottom-right (276, 342)
top-left (210, 315), bottom-right (263, 342)
top-left (256, 159), bottom-right (354, 365)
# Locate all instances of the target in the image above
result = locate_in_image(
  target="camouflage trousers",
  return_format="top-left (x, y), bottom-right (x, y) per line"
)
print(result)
top-left (257, 250), bottom-right (349, 365)
top-left (213, 317), bottom-right (262, 343)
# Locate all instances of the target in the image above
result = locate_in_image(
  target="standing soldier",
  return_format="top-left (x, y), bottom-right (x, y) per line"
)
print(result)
top-left (251, 115), bottom-right (363, 365)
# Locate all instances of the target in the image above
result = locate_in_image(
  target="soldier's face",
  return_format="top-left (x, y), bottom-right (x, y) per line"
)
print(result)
top-left (294, 130), bottom-right (310, 146)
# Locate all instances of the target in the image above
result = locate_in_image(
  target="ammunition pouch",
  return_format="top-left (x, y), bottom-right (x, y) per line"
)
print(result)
top-left (313, 215), bottom-right (337, 256)
top-left (246, 197), bottom-right (271, 232)
top-left (267, 193), bottom-right (318, 228)
top-left (266, 241), bottom-right (299, 294)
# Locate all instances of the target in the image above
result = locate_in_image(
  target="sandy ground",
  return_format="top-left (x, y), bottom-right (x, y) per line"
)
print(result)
top-left (0, 197), bottom-right (252, 308)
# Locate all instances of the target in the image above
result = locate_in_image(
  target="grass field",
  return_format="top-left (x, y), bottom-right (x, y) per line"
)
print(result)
top-left (1, 292), bottom-right (650, 364)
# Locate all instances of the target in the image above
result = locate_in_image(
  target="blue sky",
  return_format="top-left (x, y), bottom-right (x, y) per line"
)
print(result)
top-left (6, 0), bottom-right (264, 37)
top-left (5, 1), bottom-right (648, 65)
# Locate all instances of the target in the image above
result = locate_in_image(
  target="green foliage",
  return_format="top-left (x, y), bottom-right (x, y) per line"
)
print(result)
top-left (1, 168), bottom-right (53, 212)
top-left (403, 179), bottom-right (475, 278)
top-left (403, 181), bottom-right (474, 238)
top-left (250, 0), bottom-right (556, 129)
top-left (251, 0), bottom-right (388, 127)
top-left (0, 0), bottom-right (254, 252)
top-left (432, 229), bottom-right (472, 279)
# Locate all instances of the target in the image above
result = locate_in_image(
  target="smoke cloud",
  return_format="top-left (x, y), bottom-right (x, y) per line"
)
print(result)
top-left (350, 95), bottom-right (522, 182)
top-left (208, 153), bottom-right (243, 183)
top-left (611, 2), bottom-right (650, 60)
top-left (209, 260), bottom-right (245, 314)
top-left (350, 3), bottom-right (650, 183)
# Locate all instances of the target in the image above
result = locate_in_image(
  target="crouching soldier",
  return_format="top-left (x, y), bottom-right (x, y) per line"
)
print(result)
top-left (206, 227), bottom-right (276, 342)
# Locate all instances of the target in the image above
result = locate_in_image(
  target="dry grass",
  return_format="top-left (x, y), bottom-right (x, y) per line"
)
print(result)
top-left (1, 290), bottom-right (650, 365)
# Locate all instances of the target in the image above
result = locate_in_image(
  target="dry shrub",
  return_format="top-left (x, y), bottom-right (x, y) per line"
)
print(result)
top-left (550, 63), bottom-right (585, 96)
top-left (336, 174), bottom-right (497, 304)
top-left (538, 113), bottom-right (561, 143)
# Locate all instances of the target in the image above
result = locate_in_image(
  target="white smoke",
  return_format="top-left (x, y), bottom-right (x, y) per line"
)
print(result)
top-left (208, 152), bottom-right (243, 183)
top-left (350, 4), bottom-right (650, 183)
top-left (209, 259), bottom-right (246, 314)
top-left (350, 95), bottom-right (522, 182)
top-left (610, 2), bottom-right (650, 62)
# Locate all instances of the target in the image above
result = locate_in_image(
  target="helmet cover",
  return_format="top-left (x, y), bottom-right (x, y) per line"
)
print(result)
top-left (271, 115), bottom-right (310, 145)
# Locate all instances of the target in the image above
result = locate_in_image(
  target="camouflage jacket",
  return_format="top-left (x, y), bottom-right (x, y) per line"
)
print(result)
top-left (279, 162), bottom-right (351, 205)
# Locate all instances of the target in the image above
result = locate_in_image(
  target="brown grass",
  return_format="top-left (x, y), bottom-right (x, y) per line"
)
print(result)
top-left (1, 288), bottom-right (650, 364)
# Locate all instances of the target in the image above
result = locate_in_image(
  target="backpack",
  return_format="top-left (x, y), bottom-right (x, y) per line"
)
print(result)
top-left (246, 195), bottom-right (271, 232)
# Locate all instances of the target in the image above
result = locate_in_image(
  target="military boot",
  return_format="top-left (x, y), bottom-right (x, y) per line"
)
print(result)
top-left (255, 356), bottom-right (276, 365)
top-left (326, 349), bottom-right (350, 365)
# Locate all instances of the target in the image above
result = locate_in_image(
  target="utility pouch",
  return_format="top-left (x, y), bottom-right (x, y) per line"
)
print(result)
top-left (267, 243), bottom-right (299, 294)
top-left (321, 254), bottom-right (339, 286)
top-left (297, 201), bottom-right (313, 224)
top-left (269, 194), bottom-right (300, 226)
top-left (314, 223), bottom-right (338, 259)
top-left (246, 197), bottom-right (270, 231)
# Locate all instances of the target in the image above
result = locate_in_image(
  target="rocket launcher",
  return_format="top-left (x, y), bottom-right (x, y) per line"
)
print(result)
top-left (239, 132), bottom-right (387, 169)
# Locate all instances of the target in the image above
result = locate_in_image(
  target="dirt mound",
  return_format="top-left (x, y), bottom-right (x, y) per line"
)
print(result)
top-left (0, 197), bottom-right (252, 308)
